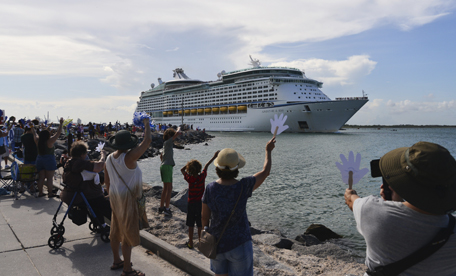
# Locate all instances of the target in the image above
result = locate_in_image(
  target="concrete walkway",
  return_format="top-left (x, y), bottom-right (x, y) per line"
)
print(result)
top-left (0, 157), bottom-right (205, 276)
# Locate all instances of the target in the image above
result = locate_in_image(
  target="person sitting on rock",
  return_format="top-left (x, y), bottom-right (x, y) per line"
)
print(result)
top-left (181, 151), bottom-right (219, 249)
top-left (344, 141), bottom-right (456, 275)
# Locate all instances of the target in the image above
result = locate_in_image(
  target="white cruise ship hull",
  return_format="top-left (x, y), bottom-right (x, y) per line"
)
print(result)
top-left (153, 99), bottom-right (367, 133)
top-left (136, 60), bottom-right (369, 133)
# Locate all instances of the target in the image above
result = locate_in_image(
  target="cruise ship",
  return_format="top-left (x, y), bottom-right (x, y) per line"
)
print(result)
top-left (135, 57), bottom-right (368, 133)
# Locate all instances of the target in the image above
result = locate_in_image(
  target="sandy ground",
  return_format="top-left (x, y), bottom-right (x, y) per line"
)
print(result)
top-left (144, 195), bottom-right (367, 276)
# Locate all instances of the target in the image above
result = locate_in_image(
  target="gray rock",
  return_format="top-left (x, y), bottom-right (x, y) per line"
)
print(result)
top-left (291, 242), bottom-right (357, 263)
top-left (295, 234), bottom-right (321, 246)
top-left (252, 234), bottom-right (294, 250)
top-left (170, 188), bottom-right (189, 213)
top-left (252, 245), bottom-right (294, 273)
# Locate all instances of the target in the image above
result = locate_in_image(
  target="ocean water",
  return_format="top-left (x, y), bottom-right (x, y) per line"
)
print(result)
top-left (138, 128), bottom-right (456, 252)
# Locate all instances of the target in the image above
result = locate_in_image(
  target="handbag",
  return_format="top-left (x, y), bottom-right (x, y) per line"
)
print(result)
top-left (109, 157), bottom-right (148, 230)
top-left (198, 185), bottom-right (243, 259)
top-left (69, 206), bottom-right (88, 226)
top-left (367, 214), bottom-right (455, 276)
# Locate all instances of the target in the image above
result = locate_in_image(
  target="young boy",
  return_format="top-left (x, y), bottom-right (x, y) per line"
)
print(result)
top-left (159, 127), bottom-right (181, 216)
top-left (181, 150), bottom-right (219, 249)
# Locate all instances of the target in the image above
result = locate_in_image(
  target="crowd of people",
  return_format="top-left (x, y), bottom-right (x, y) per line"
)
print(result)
top-left (2, 114), bottom-right (456, 276)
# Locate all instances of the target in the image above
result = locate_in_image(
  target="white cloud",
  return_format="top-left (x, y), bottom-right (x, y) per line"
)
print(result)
top-left (269, 55), bottom-right (377, 86)
top-left (386, 99), bottom-right (456, 114)
top-left (0, 95), bottom-right (138, 124)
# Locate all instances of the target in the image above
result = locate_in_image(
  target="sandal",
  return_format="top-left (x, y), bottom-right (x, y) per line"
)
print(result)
top-left (111, 261), bottom-right (133, 270)
top-left (121, 269), bottom-right (145, 276)
top-left (186, 241), bottom-right (193, 249)
top-left (111, 261), bottom-right (124, 270)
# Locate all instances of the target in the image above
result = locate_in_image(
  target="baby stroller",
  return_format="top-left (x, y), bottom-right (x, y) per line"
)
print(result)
top-left (48, 183), bottom-right (110, 249)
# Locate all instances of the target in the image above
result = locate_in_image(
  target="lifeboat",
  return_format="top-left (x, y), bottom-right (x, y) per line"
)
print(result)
top-left (212, 107), bottom-right (220, 113)
top-left (167, 111), bottom-right (173, 116)
top-left (220, 106), bottom-right (228, 112)
top-left (238, 105), bottom-right (247, 111)
top-left (204, 108), bottom-right (211, 113)
top-left (228, 106), bottom-right (237, 111)
top-left (178, 110), bottom-right (183, 115)
top-left (162, 111), bottom-right (167, 116)
top-left (184, 110), bottom-right (190, 114)
top-left (191, 109), bottom-right (197, 114)
top-left (197, 108), bottom-right (204, 113)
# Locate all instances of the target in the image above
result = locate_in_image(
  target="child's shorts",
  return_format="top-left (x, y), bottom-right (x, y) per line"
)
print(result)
top-left (186, 201), bottom-right (202, 227)
top-left (160, 165), bottom-right (173, 183)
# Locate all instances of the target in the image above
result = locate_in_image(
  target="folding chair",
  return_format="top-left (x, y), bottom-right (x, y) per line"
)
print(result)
top-left (16, 163), bottom-right (38, 198)
top-left (0, 169), bottom-right (14, 193)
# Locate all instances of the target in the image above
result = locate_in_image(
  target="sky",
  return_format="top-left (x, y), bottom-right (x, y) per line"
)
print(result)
top-left (1, 0), bottom-right (455, 125)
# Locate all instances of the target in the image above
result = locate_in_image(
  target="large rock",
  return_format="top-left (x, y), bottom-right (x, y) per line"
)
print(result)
top-left (295, 234), bottom-right (321, 246)
top-left (252, 233), bottom-right (294, 250)
top-left (170, 188), bottom-right (188, 213)
top-left (304, 224), bottom-right (342, 241)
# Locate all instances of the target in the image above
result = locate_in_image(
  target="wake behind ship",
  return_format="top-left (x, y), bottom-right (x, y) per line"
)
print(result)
top-left (135, 56), bottom-right (368, 133)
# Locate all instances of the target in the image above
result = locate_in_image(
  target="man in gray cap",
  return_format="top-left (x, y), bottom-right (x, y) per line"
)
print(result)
top-left (345, 141), bottom-right (456, 275)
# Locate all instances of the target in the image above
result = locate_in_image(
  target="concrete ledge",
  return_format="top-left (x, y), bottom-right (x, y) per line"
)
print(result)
top-left (140, 230), bottom-right (214, 276)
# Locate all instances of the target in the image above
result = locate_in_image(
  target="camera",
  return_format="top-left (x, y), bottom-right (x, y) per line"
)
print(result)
top-left (370, 159), bottom-right (392, 200)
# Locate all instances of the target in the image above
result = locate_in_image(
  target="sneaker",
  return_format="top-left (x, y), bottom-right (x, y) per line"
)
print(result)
top-left (158, 206), bottom-right (165, 214)
top-left (164, 208), bottom-right (172, 216)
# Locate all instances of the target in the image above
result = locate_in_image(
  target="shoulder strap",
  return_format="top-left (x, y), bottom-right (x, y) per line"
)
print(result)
top-left (108, 155), bottom-right (135, 198)
top-left (215, 185), bottom-right (243, 245)
top-left (367, 214), bottom-right (455, 276)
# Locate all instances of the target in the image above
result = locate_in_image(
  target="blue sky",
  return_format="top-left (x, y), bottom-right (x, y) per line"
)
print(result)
top-left (1, 0), bottom-right (455, 125)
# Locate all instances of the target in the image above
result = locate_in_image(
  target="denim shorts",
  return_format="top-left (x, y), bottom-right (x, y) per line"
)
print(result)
top-left (210, 240), bottom-right (253, 276)
top-left (36, 154), bottom-right (57, 172)
top-left (160, 164), bottom-right (173, 183)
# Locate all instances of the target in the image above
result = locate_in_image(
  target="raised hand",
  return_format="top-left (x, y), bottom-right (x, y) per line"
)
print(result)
top-left (335, 151), bottom-right (369, 188)
top-left (270, 113), bottom-right (289, 136)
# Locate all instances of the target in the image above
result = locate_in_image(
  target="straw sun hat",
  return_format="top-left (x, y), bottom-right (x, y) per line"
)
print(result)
top-left (108, 130), bottom-right (138, 150)
top-left (379, 141), bottom-right (456, 215)
top-left (214, 148), bottom-right (246, 171)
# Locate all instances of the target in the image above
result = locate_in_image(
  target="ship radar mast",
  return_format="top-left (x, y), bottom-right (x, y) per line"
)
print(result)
top-left (249, 55), bottom-right (261, 68)
top-left (173, 68), bottom-right (190, 80)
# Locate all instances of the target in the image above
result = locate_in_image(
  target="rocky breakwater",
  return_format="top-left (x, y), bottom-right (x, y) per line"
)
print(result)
top-left (53, 130), bottom-right (214, 160)
top-left (144, 186), bottom-right (367, 276)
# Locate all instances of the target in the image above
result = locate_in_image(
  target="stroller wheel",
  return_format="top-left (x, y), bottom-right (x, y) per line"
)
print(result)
top-left (89, 222), bottom-right (98, 232)
top-left (48, 234), bottom-right (64, 249)
top-left (50, 225), bottom-right (65, 236)
top-left (101, 232), bottom-right (110, 243)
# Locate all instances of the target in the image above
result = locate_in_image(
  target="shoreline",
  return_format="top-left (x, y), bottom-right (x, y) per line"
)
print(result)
top-left (56, 130), bottom-right (367, 275)
top-left (143, 186), bottom-right (367, 275)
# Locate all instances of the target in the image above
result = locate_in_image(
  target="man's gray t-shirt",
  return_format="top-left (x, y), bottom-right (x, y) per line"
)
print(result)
top-left (353, 196), bottom-right (456, 276)
top-left (161, 138), bottom-right (175, 166)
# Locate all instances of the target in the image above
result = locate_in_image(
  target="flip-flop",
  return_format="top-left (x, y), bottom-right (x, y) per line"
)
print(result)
top-left (186, 241), bottom-right (194, 249)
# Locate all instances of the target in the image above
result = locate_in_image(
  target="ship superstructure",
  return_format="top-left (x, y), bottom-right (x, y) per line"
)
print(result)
top-left (136, 57), bottom-right (368, 132)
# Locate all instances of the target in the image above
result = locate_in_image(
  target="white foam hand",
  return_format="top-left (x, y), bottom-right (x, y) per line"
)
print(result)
top-left (95, 142), bottom-right (105, 152)
top-left (270, 113), bottom-right (289, 136)
top-left (335, 151), bottom-right (369, 186)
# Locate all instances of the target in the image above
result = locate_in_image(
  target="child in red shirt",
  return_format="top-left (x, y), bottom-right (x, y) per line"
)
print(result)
top-left (181, 151), bottom-right (219, 249)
